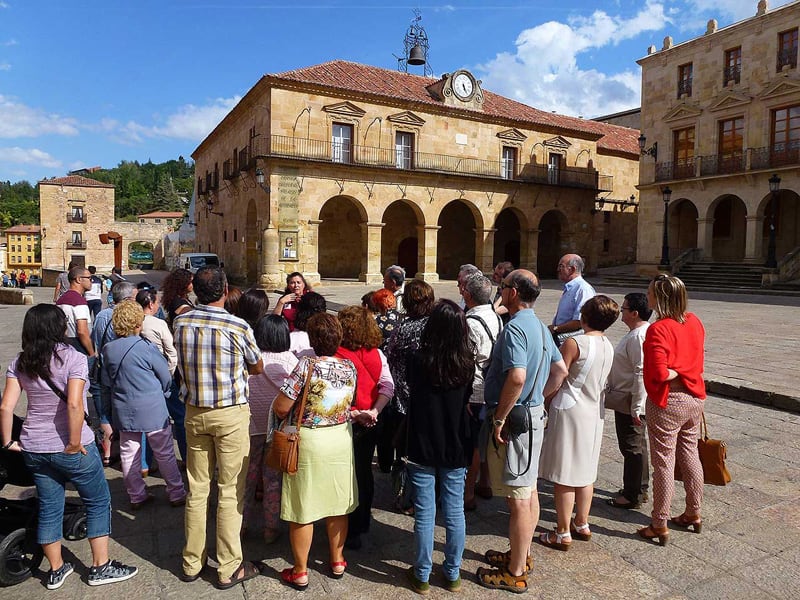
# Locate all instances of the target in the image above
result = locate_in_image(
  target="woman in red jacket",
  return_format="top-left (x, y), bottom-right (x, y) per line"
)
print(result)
top-left (335, 306), bottom-right (394, 551)
top-left (639, 275), bottom-right (706, 546)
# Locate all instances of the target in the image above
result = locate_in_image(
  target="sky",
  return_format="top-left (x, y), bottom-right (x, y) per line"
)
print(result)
top-left (0, 0), bottom-right (796, 183)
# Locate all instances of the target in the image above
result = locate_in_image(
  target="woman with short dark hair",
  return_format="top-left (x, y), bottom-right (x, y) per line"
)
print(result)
top-left (289, 291), bottom-right (327, 359)
top-left (273, 312), bottom-right (358, 589)
top-left (274, 272), bottom-right (312, 331)
top-left (537, 295), bottom-right (618, 552)
top-left (237, 289), bottom-right (271, 330)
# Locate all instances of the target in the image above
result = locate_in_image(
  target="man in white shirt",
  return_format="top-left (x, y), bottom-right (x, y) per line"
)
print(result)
top-left (461, 273), bottom-right (503, 510)
top-left (605, 292), bottom-right (651, 509)
top-left (383, 265), bottom-right (406, 314)
top-left (549, 253), bottom-right (595, 345)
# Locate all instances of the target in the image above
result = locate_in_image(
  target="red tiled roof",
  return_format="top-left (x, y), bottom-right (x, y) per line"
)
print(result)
top-left (38, 175), bottom-right (115, 188)
top-left (138, 211), bottom-right (185, 218)
top-left (5, 225), bottom-right (41, 234)
top-left (269, 61), bottom-right (640, 156)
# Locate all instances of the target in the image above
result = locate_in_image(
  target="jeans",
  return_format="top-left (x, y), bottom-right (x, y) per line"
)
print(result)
top-left (408, 463), bottom-right (466, 583)
top-left (166, 378), bottom-right (187, 462)
top-left (22, 443), bottom-right (112, 544)
top-left (614, 411), bottom-right (649, 502)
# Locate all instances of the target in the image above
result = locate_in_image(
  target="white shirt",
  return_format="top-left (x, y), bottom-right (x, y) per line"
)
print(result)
top-left (465, 303), bottom-right (503, 404)
top-left (606, 322), bottom-right (649, 417)
top-left (140, 314), bottom-right (178, 374)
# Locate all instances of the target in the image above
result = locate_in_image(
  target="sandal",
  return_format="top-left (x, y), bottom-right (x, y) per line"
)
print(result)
top-left (637, 525), bottom-right (669, 546)
top-left (570, 520), bottom-right (592, 541)
top-left (280, 567), bottom-right (308, 591)
top-left (476, 566), bottom-right (528, 594)
top-left (483, 549), bottom-right (533, 573)
top-left (216, 561), bottom-right (262, 590)
top-left (670, 514), bottom-right (703, 533)
top-left (537, 529), bottom-right (572, 551)
top-left (330, 560), bottom-right (347, 579)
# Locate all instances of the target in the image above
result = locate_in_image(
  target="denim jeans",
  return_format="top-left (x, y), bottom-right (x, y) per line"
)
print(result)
top-left (166, 378), bottom-right (187, 461)
top-left (408, 463), bottom-right (466, 583)
top-left (22, 443), bottom-right (112, 544)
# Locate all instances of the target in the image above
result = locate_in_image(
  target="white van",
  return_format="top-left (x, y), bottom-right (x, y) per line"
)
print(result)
top-left (178, 253), bottom-right (220, 273)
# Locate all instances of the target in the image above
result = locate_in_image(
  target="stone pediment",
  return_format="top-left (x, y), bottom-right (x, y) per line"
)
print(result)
top-left (386, 111), bottom-right (426, 126)
top-left (543, 136), bottom-right (571, 149)
top-left (759, 78), bottom-right (800, 101)
top-left (321, 101), bottom-right (366, 118)
top-left (663, 104), bottom-right (702, 122)
top-left (708, 90), bottom-right (752, 112)
top-left (497, 128), bottom-right (527, 142)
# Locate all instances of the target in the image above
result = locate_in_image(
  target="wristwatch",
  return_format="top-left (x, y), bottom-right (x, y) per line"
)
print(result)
top-left (2, 440), bottom-right (15, 450)
top-left (493, 418), bottom-right (506, 428)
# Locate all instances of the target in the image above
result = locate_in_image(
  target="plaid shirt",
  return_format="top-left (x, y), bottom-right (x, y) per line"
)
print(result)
top-left (174, 304), bottom-right (261, 408)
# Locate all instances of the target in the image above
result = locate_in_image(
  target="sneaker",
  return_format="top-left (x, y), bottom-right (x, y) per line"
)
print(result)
top-left (406, 566), bottom-right (430, 595)
top-left (444, 575), bottom-right (462, 593)
top-left (47, 561), bottom-right (74, 590)
top-left (88, 559), bottom-right (138, 586)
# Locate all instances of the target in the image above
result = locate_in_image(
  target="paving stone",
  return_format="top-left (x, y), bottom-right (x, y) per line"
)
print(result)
top-left (671, 530), bottom-right (769, 571)
top-left (737, 554), bottom-right (800, 599)
top-left (686, 574), bottom-right (779, 600)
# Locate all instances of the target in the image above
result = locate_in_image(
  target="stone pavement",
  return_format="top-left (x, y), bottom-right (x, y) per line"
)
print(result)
top-left (1, 281), bottom-right (799, 599)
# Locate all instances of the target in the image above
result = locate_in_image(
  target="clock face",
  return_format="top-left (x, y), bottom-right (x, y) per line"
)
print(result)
top-left (453, 72), bottom-right (474, 100)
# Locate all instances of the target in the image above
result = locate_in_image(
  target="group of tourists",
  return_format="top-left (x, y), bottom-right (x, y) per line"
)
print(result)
top-left (0, 255), bottom-right (708, 594)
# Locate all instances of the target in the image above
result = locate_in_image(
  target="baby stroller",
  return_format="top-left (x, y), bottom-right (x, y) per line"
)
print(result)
top-left (0, 416), bottom-right (87, 586)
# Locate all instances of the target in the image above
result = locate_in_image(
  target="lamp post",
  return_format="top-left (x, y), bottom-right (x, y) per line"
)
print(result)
top-left (638, 134), bottom-right (658, 161)
top-left (660, 186), bottom-right (672, 267)
top-left (766, 174), bottom-right (780, 268)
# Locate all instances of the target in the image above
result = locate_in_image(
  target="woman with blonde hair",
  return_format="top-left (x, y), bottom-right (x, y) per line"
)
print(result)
top-left (638, 275), bottom-right (706, 546)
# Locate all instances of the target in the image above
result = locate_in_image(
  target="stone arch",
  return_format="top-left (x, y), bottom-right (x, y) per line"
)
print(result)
top-left (759, 188), bottom-right (800, 260)
top-left (318, 195), bottom-right (367, 279)
top-left (493, 207), bottom-right (526, 268)
top-left (707, 195), bottom-right (747, 261)
top-left (437, 200), bottom-right (478, 279)
top-left (245, 198), bottom-right (259, 284)
top-left (537, 210), bottom-right (569, 278)
top-left (668, 198), bottom-right (699, 259)
top-left (382, 200), bottom-right (423, 277)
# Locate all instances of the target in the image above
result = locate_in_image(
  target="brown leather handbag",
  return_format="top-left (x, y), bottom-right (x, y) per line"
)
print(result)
top-left (265, 360), bottom-right (314, 475)
top-left (675, 412), bottom-right (731, 486)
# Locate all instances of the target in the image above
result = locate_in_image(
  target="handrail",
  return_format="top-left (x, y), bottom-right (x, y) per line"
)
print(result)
top-left (670, 248), bottom-right (702, 274)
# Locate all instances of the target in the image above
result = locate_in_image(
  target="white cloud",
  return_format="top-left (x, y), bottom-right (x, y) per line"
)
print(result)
top-left (0, 95), bottom-right (79, 137)
top-left (2, 39), bottom-right (17, 46)
top-left (0, 63), bottom-right (9, 71)
top-left (477, 1), bottom-right (670, 117)
top-left (0, 146), bottom-right (62, 168)
top-left (0, 2), bottom-right (9, 8)
top-left (110, 96), bottom-right (241, 144)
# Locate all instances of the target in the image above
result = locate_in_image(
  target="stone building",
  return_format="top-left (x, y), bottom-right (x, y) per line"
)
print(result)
top-left (192, 60), bottom-right (641, 287)
top-left (637, 0), bottom-right (800, 282)
top-left (39, 175), bottom-right (177, 278)
top-left (138, 211), bottom-right (184, 226)
top-left (4, 224), bottom-right (41, 277)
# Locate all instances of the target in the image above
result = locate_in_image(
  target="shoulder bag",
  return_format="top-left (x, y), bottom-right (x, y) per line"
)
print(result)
top-left (675, 412), bottom-right (731, 486)
top-left (265, 359), bottom-right (315, 475)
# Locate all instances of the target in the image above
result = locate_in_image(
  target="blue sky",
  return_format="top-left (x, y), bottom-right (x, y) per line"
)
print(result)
top-left (0, 0), bottom-right (794, 183)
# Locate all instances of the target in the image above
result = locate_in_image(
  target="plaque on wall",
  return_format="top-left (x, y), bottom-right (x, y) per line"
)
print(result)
top-left (279, 229), bottom-right (299, 261)
top-left (278, 174), bottom-right (301, 229)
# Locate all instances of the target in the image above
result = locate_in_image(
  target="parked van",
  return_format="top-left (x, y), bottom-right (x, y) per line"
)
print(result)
top-left (178, 253), bottom-right (220, 273)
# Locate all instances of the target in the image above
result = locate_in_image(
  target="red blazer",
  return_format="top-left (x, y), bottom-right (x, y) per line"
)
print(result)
top-left (335, 346), bottom-right (381, 411)
top-left (643, 313), bottom-right (706, 408)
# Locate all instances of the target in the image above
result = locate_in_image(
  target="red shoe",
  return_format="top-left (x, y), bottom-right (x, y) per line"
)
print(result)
top-left (281, 567), bottom-right (308, 591)
top-left (330, 560), bottom-right (347, 579)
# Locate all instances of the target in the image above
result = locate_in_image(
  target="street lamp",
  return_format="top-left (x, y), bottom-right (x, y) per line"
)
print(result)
top-left (766, 174), bottom-right (780, 268)
top-left (660, 186), bottom-right (672, 267)
top-left (638, 134), bottom-right (658, 161)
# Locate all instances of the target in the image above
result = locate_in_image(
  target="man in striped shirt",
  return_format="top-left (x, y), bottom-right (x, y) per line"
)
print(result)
top-left (173, 266), bottom-right (263, 588)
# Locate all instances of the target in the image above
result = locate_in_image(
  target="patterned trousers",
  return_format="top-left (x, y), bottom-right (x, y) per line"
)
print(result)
top-left (646, 393), bottom-right (704, 528)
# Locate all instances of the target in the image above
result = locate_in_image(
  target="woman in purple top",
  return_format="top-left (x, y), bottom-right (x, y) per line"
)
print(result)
top-left (0, 305), bottom-right (138, 589)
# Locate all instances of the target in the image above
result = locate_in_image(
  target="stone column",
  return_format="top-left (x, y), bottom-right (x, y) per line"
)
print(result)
top-left (416, 225), bottom-right (441, 282)
top-left (522, 229), bottom-right (539, 271)
top-left (744, 215), bottom-right (763, 263)
top-left (475, 228), bottom-right (496, 274)
top-left (258, 223), bottom-right (282, 290)
top-left (303, 219), bottom-right (322, 285)
top-left (360, 222), bottom-right (385, 284)
top-left (696, 218), bottom-right (714, 261)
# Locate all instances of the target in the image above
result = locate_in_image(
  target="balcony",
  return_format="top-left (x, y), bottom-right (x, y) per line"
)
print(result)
top-left (777, 48), bottom-right (797, 71)
top-left (654, 144), bottom-right (800, 182)
top-left (677, 78), bottom-right (692, 98)
top-left (66, 212), bottom-right (86, 223)
top-left (255, 134), bottom-right (611, 191)
top-left (723, 64), bottom-right (741, 86)
top-left (66, 240), bottom-right (87, 250)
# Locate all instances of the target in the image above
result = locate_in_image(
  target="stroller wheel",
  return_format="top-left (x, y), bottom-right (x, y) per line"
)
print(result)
top-left (0, 528), bottom-right (44, 586)
top-left (64, 515), bottom-right (88, 541)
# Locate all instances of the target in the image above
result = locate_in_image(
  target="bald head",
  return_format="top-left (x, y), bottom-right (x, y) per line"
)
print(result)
top-left (500, 268), bottom-right (541, 313)
top-left (557, 254), bottom-right (584, 282)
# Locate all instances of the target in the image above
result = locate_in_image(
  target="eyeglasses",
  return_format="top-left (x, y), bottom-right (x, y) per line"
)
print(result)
top-left (621, 306), bottom-right (632, 312)
top-left (499, 282), bottom-right (516, 291)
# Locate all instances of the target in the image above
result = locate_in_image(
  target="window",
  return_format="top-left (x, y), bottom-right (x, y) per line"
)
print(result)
top-left (718, 117), bottom-right (744, 173)
top-left (71, 231), bottom-right (82, 244)
top-left (724, 47), bottom-right (741, 86)
top-left (154, 218), bottom-right (161, 223)
top-left (26, 245), bottom-right (31, 252)
top-left (777, 28), bottom-right (798, 71)
top-left (678, 63), bottom-right (693, 97)
top-left (139, 218), bottom-right (145, 223)
top-left (771, 105), bottom-right (800, 165)
top-left (395, 131), bottom-right (414, 169)
top-left (548, 153), bottom-right (562, 184)
top-left (10, 245), bottom-right (14, 252)
top-left (233, 229), bottom-right (238, 242)
top-left (223, 230), bottom-right (228, 243)
top-left (501, 146), bottom-right (517, 180)
top-left (673, 127), bottom-right (695, 178)
top-left (332, 123), bottom-right (353, 163)
top-left (71, 206), bottom-right (84, 222)
top-left (167, 219), bottom-right (173, 225)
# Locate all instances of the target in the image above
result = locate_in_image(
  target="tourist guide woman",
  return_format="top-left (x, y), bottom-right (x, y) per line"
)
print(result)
top-left (273, 272), bottom-right (312, 332)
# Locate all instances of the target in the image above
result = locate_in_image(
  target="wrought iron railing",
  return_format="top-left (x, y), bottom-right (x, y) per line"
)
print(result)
top-left (723, 64), bottom-right (741, 86)
top-left (677, 78), bottom-right (692, 98)
top-left (750, 142), bottom-right (800, 170)
top-left (655, 159), bottom-right (695, 182)
top-left (699, 153), bottom-right (745, 176)
top-left (66, 212), bottom-right (86, 223)
top-left (777, 48), bottom-right (797, 71)
top-left (256, 134), bottom-right (610, 190)
top-left (66, 241), bottom-right (87, 250)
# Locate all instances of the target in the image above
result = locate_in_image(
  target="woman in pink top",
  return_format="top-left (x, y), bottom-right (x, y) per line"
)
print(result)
top-left (243, 315), bottom-right (298, 544)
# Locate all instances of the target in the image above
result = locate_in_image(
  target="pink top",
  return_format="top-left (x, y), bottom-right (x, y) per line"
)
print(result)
top-left (7, 344), bottom-right (94, 452)
top-left (247, 350), bottom-right (298, 436)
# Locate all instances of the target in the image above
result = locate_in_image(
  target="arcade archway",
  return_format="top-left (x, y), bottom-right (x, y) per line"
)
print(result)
top-left (437, 200), bottom-right (477, 279)
top-left (537, 210), bottom-right (568, 278)
top-left (381, 200), bottom-right (421, 277)
top-left (318, 195), bottom-right (366, 278)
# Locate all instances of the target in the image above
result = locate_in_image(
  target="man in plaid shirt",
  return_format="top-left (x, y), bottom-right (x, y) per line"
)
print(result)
top-left (174, 266), bottom-right (264, 588)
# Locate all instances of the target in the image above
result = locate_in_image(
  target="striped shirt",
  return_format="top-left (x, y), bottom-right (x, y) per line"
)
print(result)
top-left (174, 304), bottom-right (261, 408)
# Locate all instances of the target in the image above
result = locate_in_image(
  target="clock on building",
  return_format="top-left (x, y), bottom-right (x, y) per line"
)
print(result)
top-left (452, 71), bottom-right (476, 101)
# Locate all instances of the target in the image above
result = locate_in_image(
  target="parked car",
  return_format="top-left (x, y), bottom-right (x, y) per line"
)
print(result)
top-left (27, 275), bottom-right (41, 286)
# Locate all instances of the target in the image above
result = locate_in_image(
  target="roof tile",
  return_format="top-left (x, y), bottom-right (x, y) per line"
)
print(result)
top-left (38, 175), bottom-right (115, 188)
